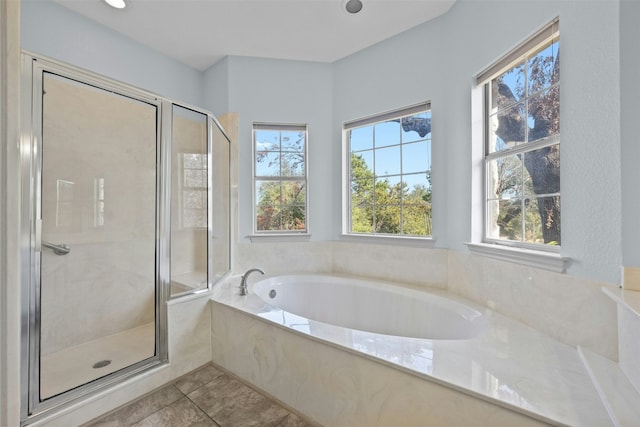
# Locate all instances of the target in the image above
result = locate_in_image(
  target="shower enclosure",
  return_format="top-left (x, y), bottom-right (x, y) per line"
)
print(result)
top-left (19, 54), bottom-right (230, 422)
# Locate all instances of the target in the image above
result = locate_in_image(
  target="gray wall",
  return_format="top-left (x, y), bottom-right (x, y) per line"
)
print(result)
top-left (333, 0), bottom-right (622, 283)
top-left (21, 0), bottom-right (631, 285)
top-left (620, 0), bottom-right (640, 267)
top-left (21, 0), bottom-right (204, 108)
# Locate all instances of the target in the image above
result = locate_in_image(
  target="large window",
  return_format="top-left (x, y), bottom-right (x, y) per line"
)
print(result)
top-left (344, 103), bottom-right (432, 237)
top-left (478, 20), bottom-right (560, 248)
top-left (253, 123), bottom-right (307, 233)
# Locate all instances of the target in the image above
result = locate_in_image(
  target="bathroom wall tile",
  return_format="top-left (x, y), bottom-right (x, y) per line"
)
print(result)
top-left (447, 251), bottom-right (618, 360)
top-left (236, 241), bottom-right (333, 276)
top-left (131, 397), bottom-right (216, 427)
top-left (331, 241), bottom-right (448, 289)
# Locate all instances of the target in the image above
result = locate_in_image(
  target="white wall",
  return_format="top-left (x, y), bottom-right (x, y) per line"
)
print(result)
top-left (20, 0), bottom-right (204, 108)
top-left (333, 0), bottom-right (622, 284)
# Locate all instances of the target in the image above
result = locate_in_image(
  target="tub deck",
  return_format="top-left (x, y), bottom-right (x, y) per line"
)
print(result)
top-left (211, 275), bottom-right (616, 426)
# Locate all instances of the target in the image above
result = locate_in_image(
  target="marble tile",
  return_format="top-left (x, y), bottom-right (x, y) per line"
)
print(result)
top-left (173, 364), bottom-right (225, 395)
top-left (622, 266), bottom-right (640, 291)
top-left (83, 385), bottom-right (183, 427)
top-left (211, 276), bottom-right (614, 426)
top-left (276, 413), bottom-right (314, 427)
top-left (236, 241), bottom-right (332, 276)
top-left (331, 241), bottom-right (448, 289)
top-left (188, 373), bottom-right (290, 427)
top-left (447, 250), bottom-right (618, 360)
top-left (131, 397), bottom-right (217, 427)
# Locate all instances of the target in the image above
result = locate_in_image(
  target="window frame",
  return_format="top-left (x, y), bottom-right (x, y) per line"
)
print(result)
top-left (252, 122), bottom-right (309, 235)
top-left (342, 102), bottom-right (433, 240)
top-left (478, 18), bottom-right (561, 253)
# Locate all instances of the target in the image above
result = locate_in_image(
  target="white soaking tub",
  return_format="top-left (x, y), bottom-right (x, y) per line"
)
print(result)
top-left (210, 274), bottom-right (613, 427)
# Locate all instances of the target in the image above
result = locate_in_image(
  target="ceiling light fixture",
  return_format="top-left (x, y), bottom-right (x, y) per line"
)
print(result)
top-left (343, 0), bottom-right (363, 14)
top-left (105, 0), bottom-right (126, 9)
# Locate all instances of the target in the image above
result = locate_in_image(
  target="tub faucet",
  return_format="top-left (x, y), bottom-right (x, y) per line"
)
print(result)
top-left (240, 268), bottom-right (265, 296)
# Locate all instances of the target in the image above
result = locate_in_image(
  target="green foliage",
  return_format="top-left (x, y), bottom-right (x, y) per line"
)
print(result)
top-left (350, 153), bottom-right (432, 236)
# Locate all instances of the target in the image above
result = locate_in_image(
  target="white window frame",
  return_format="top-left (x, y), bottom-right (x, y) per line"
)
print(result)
top-left (468, 18), bottom-right (568, 272)
top-left (342, 102), bottom-right (433, 241)
top-left (252, 123), bottom-right (309, 236)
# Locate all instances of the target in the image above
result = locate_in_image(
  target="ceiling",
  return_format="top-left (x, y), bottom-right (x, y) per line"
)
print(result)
top-left (52, 0), bottom-right (456, 71)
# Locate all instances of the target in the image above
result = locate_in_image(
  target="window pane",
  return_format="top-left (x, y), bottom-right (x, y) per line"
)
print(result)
top-left (281, 152), bottom-right (305, 177)
top-left (487, 154), bottom-right (523, 200)
top-left (255, 130), bottom-right (280, 151)
top-left (488, 103), bottom-right (525, 153)
top-left (487, 198), bottom-right (522, 241)
top-left (491, 63), bottom-right (525, 112)
top-left (374, 120), bottom-right (400, 148)
top-left (351, 151), bottom-right (373, 181)
top-left (403, 173), bottom-right (431, 203)
top-left (351, 178), bottom-right (373, 206)
top-left (350, 126), bottom-right (373, 151)
top-left (374, 204), bottom-right (401, 234)
top-left (527, 86), bottom-right (560, 143)
top-left (256, 180), bottom-right (281, 206)
top-left (402, 204), bottom-right (431, 236)
top-left (375, 145), bottom-right (401, 177)
top-left (528, 38), bottom-right (560, 95)
top-left (281, 205), bottom-right (306, 230)
top-left (352, 206), bottom-right (373, 233)
top-left (183, 153), bottom-right (205, 169)
top-left (282, 180), bottom-right (306, 205)
top-left (524, 197), bottom-right (543, 244)
top-left (183, 190), bottom-right (205, 209)
top-left (401, 112), bottom-right (431, 143)
top-left (402, 140), bottom-right (431, 174)
top-left (376, 176), bottom-right (402, 204)
top-left (281, 130), bottom-right (305, 152)
top-left (255, 152), bottom-right (280, 176)
top-left (256, 204), bottom-right (281, 231)
top-left (522, 144), bottom-right (560, 196)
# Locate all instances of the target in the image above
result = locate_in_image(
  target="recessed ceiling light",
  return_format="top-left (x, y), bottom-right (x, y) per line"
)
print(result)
top-left (105, 0), bottom-right (126, 9)
top-left (343, 0), bottom-right (363, 14)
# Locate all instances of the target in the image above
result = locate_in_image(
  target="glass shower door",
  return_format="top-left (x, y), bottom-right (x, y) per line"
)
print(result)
top-left (37, 71), bottom-right (159, 400)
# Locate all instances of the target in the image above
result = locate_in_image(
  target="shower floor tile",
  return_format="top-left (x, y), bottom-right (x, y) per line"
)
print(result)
top-left (41, 322), bottom-right (155, 399)
top-left (83, 363), bottom-right (316, 427)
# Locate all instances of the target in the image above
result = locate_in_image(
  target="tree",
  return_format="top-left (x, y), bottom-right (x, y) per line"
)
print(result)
top-left (493, 43), bottom-right (560, 244)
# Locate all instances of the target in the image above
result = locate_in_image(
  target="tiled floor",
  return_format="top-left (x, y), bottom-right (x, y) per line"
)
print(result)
top-left (83, 363), bottom-right (314, 427)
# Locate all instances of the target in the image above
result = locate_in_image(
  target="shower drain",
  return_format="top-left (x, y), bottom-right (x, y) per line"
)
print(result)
top-left (93, 360), bottom-right (112, 369)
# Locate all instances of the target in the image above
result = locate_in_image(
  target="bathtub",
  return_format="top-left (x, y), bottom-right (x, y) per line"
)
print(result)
top-left (210, 274), bottom-right (612, 426)
top-left (253, 274), bottom-right (486, 340)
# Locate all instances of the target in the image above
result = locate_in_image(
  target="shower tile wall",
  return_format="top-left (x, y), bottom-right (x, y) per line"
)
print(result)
top-left (40, 76), bottom-right (157, 355)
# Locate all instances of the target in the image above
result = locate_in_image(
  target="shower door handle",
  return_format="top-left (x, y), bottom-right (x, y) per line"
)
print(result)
top-left (42, 240), bottom-right (71, 256)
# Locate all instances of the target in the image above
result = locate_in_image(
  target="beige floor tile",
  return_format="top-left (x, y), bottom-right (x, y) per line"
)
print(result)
top-left (131, 397), bottom-right (217, 427)
top-left (174, 364), bottom-right (225, 395)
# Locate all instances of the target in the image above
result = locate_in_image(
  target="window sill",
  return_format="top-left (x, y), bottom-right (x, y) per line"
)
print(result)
top-left (465, 242), bottom-right (569, 273)
top-left (248, 233), bottom-right (311, 243)
top-left (340, 233), bottom-right (436, 248)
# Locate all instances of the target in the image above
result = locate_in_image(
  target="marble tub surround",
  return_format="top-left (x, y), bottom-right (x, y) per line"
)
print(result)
top-left (236, 241), bottom-right (333, 275)
top-left (447, 251), bottom-right (618, 360)
top-left (603, 287), bottom-right (640, 397)
top-left (332, 241), bottom-right (448, 289)
top-left (83, 363), bottom-right (313, 427)
top-left (622, 266), bottom-right (640, 291)
top-left (210, 276), bottom-right (612, 426)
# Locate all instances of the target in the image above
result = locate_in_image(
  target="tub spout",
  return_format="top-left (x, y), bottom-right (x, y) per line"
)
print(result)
top-left (240, 268), bottom-right (265, 296)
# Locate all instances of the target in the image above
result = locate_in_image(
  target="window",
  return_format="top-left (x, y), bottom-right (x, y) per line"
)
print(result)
top-left (253, 123), bottom-right (307, 233)
top-left (344, 103), bottom-right (432, 237)
top-left (478, 19), bottom-right (560, 248)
